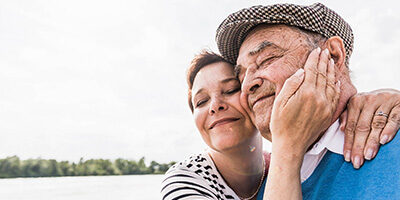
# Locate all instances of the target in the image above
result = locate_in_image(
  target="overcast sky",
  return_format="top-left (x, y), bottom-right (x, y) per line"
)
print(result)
top-left (1, 0), bottom-right (399, 164)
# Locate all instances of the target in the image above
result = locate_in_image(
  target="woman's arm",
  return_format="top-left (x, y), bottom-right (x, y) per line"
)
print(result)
top-left (264, 48), bottom-right (339, 199)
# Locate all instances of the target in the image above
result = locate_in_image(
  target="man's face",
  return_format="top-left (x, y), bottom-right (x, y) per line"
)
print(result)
top-left (236, 24), bottom-right (314, 140)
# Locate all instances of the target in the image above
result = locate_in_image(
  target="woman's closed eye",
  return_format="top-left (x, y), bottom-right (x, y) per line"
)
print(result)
top-left (224, 87), bottom-right (240, 95)
top-left (196, 98), bottom-right (208, 108)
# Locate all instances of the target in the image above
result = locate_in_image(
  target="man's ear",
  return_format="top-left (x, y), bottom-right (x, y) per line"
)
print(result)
top-left (326, 36), bottom-right (346, 69)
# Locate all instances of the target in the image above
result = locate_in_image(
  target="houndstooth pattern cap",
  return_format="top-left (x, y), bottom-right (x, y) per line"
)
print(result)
top-left (215, 3), bottom-right (354, 65)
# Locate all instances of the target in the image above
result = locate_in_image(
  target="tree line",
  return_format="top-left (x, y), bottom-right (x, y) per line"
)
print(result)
top-left (0, 156), bottom-right (176, 178)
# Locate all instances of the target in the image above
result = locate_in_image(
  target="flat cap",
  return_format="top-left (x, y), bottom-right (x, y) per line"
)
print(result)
top-left (216, 3), bottom-right (354, 64)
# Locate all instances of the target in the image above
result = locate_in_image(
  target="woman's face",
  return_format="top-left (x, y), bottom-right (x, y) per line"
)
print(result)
top-left (191, 62), bottom-right (257, 152)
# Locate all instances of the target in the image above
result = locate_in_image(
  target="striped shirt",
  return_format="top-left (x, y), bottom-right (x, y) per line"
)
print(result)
top-left (161, 152), bottom-right (270, 200)
top-left (160, 153), bottom-right (240, 200)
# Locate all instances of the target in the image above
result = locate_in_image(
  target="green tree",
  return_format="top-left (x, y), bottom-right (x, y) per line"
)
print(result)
top-left (149, 161), bottom-right (159, 174)
top-left (0, 156), bottom-right (175, 178)
top-left (0, 156), bottom-right (21, 178)
top-left (137, 157), bottom-right (150, 174)
top-left (115, 158), bottom-right (130, 175)
top-left (60, 161), bottom-right (75, 176)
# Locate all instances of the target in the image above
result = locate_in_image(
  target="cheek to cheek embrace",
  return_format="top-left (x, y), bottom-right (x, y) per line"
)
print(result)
top-left (270, 48), bottom-right (340, 154)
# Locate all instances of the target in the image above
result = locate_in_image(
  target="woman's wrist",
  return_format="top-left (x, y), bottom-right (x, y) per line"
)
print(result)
top-left (272, 135), bottom-right (308, 155)
top-left (271, 138), bottom-right (307, 169)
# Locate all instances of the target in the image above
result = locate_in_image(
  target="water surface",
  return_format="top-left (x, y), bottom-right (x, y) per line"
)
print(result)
top-left (0, 174), bottom-right (163, 200)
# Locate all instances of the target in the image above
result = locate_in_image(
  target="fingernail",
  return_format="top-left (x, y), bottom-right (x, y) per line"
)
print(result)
top-left (340, 124), bottom-right (345, 132)
top-left (380, 135), bottom-right (389, 145)
top-left (353, 156), bottom-right (361, 169)
top-left (316, 47), bottom-right (321, 53)
top-left (344, 150), bottom-right (351, 162)
top-left (294, 68), bottom-right (304, 76)
top-left (324, 48), bottom-right (330, 55)
top-left (330, 58), bottom-right (334, 65)
top-left (365, 148), bottom-right (374, 160)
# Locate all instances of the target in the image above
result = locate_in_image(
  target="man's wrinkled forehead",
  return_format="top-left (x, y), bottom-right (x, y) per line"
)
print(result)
top-left (235, 40), bottom-right (285, 78)
top-left (236, 25), bottom-right (305, 67)
top-left (242, 24), bottom-right (309, 49)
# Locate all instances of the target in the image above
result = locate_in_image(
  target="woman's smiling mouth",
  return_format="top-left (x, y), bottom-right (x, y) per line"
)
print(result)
top-left (209, 118), bottom-right (240, 129)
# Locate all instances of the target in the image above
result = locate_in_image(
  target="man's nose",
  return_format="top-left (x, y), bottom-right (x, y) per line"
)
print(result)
top-left (209, 98), bottom-right (228, 114)
top-left (242, 75), bottom-right (263, 95)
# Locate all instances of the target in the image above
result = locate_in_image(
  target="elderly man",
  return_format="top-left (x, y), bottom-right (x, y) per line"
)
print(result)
top-left (216, 3), bottom-right (400, 199)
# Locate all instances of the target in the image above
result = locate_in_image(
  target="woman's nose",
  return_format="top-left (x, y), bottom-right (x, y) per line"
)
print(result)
top-left (209, 98), bottom-right (228, 114)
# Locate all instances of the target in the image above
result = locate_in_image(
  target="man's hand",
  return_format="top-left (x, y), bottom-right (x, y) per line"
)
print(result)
top-left (340, 89), bottom-right (400, 168)
top-left (270, 47), bottom-right (340, 155)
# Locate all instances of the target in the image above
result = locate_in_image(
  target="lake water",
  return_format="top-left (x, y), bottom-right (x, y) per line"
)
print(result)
top-left (0, 174), bottom-right (164, 200)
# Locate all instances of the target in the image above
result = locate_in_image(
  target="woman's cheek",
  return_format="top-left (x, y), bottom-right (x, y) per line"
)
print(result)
top-left (229, 93), bottom-right (244, 112)
top-left (193, 109), bottom-right (207, 134)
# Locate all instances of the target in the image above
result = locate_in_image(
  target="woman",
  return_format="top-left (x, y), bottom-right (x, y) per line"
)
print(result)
top-left (161, 50), bottom-right (400, 200)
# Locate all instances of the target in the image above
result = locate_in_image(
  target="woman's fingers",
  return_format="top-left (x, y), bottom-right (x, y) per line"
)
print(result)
top-left (362, 105), bottom-right (391, 160)
top-left (343, 99), bottom-right (363, 162)
top-left (339, 110), bottom-right (348, 132)
top-left (351, 105), bottom-right (378, 169)
top-left (380, 105), bottom-right (400, 144)
top-left (274, 68), bottom-right (305, 107)
top-left (343, 90), bottom-right (400, 169)
top-left (303, 47), bottom-right (320, 87)
top-left (325, 58), bottom-right (339, 104)
top-left (270, 47), bottom-right (337, 156)
top-left (331, 79), bottom-right (341, 114)
top-left (316, 49), bottom-right (329, 91)
top-left (340, 110), bottom-right (353, 161)
top-left (317, 49), bottom-right (339, 117)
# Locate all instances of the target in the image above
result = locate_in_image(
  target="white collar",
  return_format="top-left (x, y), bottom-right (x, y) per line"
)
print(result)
top-left (300, 120), bottom-right (345, 182)
top-left (306, 119), bottom-right (344, 156)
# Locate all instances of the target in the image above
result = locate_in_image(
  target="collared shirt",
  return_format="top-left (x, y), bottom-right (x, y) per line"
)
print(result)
top-left (300, 120), bottom-right (345, 182)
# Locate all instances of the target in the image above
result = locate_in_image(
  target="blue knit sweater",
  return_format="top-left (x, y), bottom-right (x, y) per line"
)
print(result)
top-left (257, 130), bottom-right (400, 200)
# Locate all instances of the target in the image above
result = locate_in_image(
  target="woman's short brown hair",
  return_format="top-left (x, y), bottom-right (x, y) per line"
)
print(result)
top-left (187, 50), bottom-right (231, 112)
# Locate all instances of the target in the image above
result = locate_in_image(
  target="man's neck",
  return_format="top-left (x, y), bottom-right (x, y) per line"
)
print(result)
top-left (332, 75), bottom-right (357, 125)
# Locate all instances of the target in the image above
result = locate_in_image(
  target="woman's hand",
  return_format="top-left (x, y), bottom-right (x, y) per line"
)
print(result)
top-left (340, 89), bottom-right (400, 168)
top-left (264, 48), bottom-right (339, 200)
top-left (270, 47), bottom-right (340, 155)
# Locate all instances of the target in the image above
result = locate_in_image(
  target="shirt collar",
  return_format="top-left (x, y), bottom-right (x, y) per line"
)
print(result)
top-left (306, 120), bottom-right (344, 156)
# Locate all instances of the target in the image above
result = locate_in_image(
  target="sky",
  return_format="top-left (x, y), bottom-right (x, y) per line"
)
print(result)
top-left (0, 0), bottom-right (399, 164)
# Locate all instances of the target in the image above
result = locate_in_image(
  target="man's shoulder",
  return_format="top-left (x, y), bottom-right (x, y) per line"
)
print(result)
top-left (302, 133), bottom-right (400, 200)
top-left (328, 130), bottom-right (400, 198)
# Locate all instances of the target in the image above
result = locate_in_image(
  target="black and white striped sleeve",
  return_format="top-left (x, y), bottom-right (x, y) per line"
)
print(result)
top-left (160, 169), bottom-right (218, 200)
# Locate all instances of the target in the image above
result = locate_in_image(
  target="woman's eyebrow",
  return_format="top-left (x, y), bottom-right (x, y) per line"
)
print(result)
top-left (193, 88), bottom-right (204, 98)
top-left (193, 78), bottom-right (238, 98)
top-left (220, 77), bottom-right (239, 84)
